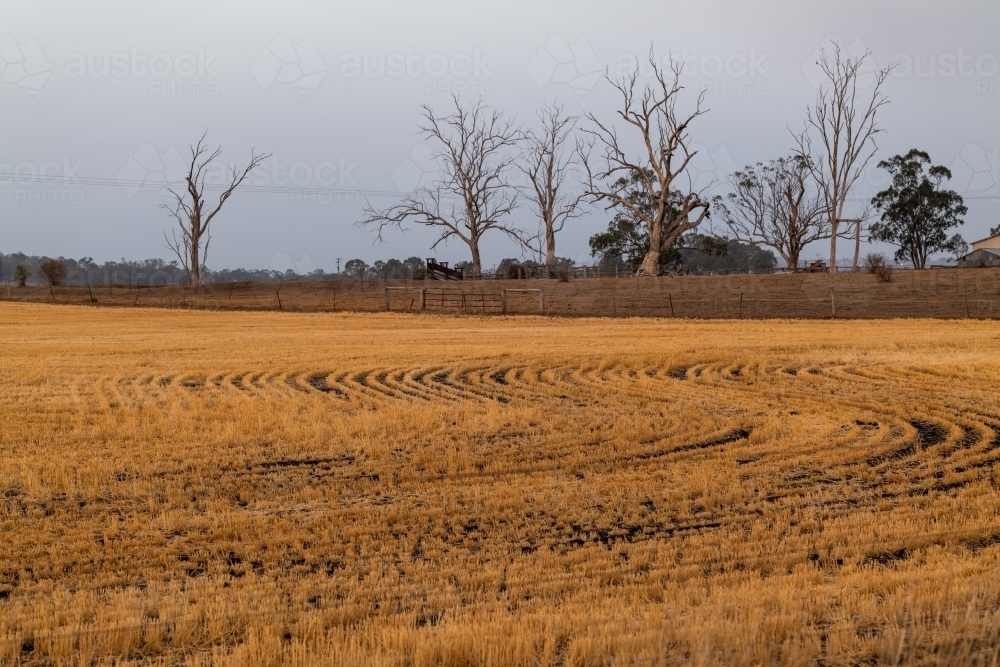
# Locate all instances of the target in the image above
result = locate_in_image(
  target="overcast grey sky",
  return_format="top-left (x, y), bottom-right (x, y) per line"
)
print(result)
top-left (3, 0), bottom-right (998, 272)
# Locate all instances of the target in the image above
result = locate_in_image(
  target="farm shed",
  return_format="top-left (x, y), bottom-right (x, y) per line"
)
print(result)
top-left (956, 248), bottom-right (1000, 268)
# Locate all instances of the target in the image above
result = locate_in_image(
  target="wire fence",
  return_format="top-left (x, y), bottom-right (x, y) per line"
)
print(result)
top-left (2, 278), bottom-right (999, 319)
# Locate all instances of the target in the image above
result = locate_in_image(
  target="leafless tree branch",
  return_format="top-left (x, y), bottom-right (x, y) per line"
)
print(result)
top-left (161, 130), bottom-right (270, 286)
top-left (579, 48), bottom-right (711, 276)
top-left (793, 45), bottom-right (893, 272)
top-left (518, 103), bottom-right (586, 268)
top-left (358, 97), bottom-right (522, 276)
top-left (713, 155), bottom-right (830, 270)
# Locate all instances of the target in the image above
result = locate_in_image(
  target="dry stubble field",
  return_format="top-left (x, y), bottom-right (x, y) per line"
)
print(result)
top-left (2, 303), bottom-right (1000, 666)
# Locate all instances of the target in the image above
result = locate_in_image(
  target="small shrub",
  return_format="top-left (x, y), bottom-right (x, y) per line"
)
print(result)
top-left (554, 265), bottom-right (570, 282)
top-left (864, 253), bottom-right (893, 283)
top-left (13, 263), bottom-right (30, 287)
top-left (37, 259), bottom-right (67, 287)
top-left (412, 266), bottom-right (426, 280)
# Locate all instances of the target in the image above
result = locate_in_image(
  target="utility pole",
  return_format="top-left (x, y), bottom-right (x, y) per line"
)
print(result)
top-left (336, 258), bottom-right (342, 275)
top-left (836, 218), bottom-right (863, 272)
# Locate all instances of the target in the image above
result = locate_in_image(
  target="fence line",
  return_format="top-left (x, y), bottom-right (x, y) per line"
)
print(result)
top-left (2, 282), bottom-right (999, 319)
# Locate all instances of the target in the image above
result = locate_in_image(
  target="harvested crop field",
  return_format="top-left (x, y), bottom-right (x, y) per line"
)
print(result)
top-left (2, 303), bottom-right (1000, 666)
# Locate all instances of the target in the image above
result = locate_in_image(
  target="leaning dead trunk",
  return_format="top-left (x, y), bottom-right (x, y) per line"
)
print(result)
top-left (164, 131), bottom-right (269, 287)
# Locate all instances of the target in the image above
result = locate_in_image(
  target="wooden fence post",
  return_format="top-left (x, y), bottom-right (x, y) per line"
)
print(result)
top-left (384, 288), bottom-right (390, 311)
top-left (501, 289), bottom-right (507, 314)
top-left (420, 288), bottom-right (426, 310)
top-left (668, 293), bottom-right (675, 317)
top-left (965, 293), bottom-right (970, 318)
top-left (739, 292), bottom-right (743, 319)
top-left (830, 285), bottom-right (835, 319)
top-left (276, 289), bottom-right (282, 310)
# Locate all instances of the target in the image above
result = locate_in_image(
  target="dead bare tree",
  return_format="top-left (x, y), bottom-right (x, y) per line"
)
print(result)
top-left (794, 45), bottom-right (892, 273)
top-left (580, 50), bottom-right (710, 276)
top-left (848, 205), bottom-right (875, 272)
top-left (712, 156), bottom-right (829, 270)
top-left (519, 104), bottom-right (585, 268)
top-left (359, 97), bottom-right (521, 276)
top-left (163, 131), bottom-right (270, 287)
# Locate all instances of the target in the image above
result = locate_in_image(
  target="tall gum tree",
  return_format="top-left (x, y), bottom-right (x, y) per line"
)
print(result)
top-left (794, 45), bottom-right (892, 273)
top-left (163, 132), bottom-right (270, 287)
top-left (869, 149), bottom-right (968, 269)
top-left (519, 104), bottom-right (585, 268)
top-left (712, 156), bottom-right (829, 270)
top-left (580, 51), bottom-right (710, 276)
top-left (359, 97), bottom-right (522, 276)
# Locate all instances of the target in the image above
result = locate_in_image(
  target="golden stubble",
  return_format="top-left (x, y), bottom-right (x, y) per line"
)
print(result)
top-left (1, 302), bottom-right (999, 666)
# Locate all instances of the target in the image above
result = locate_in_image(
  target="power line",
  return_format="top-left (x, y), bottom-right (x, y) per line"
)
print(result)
top-left (2, 172), bottom-right (999, 200)
top-left (0, 172), bottom-right (440, 199)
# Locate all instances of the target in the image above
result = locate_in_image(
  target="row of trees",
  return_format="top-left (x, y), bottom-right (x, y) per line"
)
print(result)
top-left (14, 46), bottom-right (971, 284)
top-left (361, 45), bottom-right (972, 273)
top-left (358, 54), bottom-right (714, 277)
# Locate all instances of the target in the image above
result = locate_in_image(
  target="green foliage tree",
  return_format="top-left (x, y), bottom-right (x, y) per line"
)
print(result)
top-left (869, 149), bottom-right (968, 269)
top-left (403, 257), bottom-right (424, 277)
top-left (589, 170), bottom-right (728, 272)
top-left (343, 259), bottom-right (369, 279)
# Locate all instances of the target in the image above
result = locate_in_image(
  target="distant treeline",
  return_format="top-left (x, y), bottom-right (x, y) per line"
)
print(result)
top-left (1, 241), bottom-right (776, 288)
top-left (0, 254), bottom-right (439, 286)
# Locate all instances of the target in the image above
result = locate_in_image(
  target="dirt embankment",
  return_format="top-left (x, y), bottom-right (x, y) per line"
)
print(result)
top-left (4, 268), bottom-right (1000, 318)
